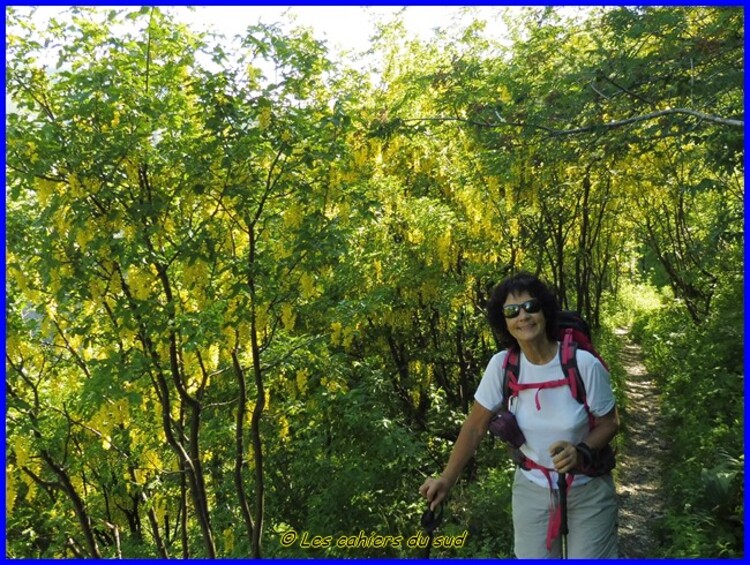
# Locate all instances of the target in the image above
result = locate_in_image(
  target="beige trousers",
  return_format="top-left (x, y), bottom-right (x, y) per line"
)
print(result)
top-left (511, 468), bottom-right (618, 558)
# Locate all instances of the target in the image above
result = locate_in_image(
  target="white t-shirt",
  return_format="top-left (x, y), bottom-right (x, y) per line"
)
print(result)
top-left (474, 343), bottom-right (616, 488)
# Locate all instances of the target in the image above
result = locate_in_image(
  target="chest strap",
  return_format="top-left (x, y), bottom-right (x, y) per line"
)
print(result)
top-left (508, 377), bottom-right (568, 411)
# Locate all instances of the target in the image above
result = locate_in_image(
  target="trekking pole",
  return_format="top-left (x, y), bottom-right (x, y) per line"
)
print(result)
top-left (558, 472), bottom-right (568, 559)
top-left (420, 501), bottom-right (444, 559)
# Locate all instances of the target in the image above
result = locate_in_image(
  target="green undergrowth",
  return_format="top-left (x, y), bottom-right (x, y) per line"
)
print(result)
top-left (628, 278), bottom-right (743, 557)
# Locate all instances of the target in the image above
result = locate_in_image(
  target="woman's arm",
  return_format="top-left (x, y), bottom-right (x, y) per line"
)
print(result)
top-left (585, 405), bottom-right (620, 450)
top-left (419, 401), bottom-right (495, 509)
top-left (550, 405), bottom-right (619, 473)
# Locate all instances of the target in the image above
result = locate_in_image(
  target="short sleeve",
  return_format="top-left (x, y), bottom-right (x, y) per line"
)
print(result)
top-left (474, 351), bottom-right (508, 413)
top-left (577, 350), bottom-right (616, 417)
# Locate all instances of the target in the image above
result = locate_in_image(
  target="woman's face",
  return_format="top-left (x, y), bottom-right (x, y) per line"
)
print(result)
top-left (503, 291), bottom-right (547, 345)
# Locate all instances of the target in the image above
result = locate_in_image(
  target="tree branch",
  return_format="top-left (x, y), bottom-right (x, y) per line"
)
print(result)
top-left (403, 107), bottom-right (743, 137)
top-left (547, 108), bottom-right (743, 135)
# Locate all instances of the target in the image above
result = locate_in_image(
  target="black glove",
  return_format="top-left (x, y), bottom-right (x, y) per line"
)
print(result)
top-left (575, 442), bottom-right (594, 469)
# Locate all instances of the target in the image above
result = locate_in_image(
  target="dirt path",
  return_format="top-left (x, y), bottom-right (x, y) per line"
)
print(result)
top-left (614, 327), bottom-right (667, 558)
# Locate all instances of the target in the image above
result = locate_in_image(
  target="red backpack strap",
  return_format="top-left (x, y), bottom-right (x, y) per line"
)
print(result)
top-left (510, 378), bottom-right (568, 411)
top-left (506, 343), bottom-right (568, 411)
top-left (559, 329), bottom-right (595, 427)
top-left (502, 345), bottom-right (520, 409)
top-left (560, 329), bottom-right (580, 400)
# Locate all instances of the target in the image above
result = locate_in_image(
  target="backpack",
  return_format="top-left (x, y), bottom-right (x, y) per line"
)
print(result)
top-left (492, 310), bottom-right (616, 476)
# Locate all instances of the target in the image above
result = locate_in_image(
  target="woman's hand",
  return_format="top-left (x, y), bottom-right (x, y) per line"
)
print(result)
top-left (549, 441), bottom-right (580, 474)
top-left (419, 476), bottom-right (451, 511)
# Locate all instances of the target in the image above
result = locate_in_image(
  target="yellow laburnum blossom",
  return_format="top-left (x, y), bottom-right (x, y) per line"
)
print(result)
top-left (450, 295), bottom-right (465, 314)
top-left (329, 166), bottom-right (341, 189)
top-left (124, 160), bottom-right (139, 185)
top-left (283, 203), bottom-right (304, 229)
top-left (67, 333), bottom-right (83, 352)
top-left (341, 325), bottom-right (355, 349)
top-left (143, 449), bottom-right (162, 471)
top-left (154, 497), bottom-right (166, 525)
top-left (421, 156), bottom-right (436, 174)
top-left (300, 272), bottom-right (316, 299)
top-left (224, 527), bottom-right (235, 554)
top-left (208, 344), bottom-right (220, 371)
top-left (129, 427), bottom-right (144, 453)
top-left (6, 466), bottom-right (16, 515)
top-left (255, 304), bottom-right (269, 332)
top-left (12, 436), bottom-right (30, 469)
top-left (52, 205), bottom-right (72, 234)
top-left (22, 471), bottom-right (37, 502)
top-left (369, 139), bottom-right (382, 165)
top-left (272, 238), bottom-right (292, 260)
top-left (6, 332), bottom-right (21, 359)
top-left (436, 229), bottom-right (452, 271)
top-left (65, 470), bottom-right (83, 497)
top-left (330, 321), bottom-right (343, 345)
top-left (281, 303), bottom-right (296, 331)
top-left (488, 175), bottom-right (499, 194)
top-left (119, 325), bottom-right (137, 350)
top-left (35, 178), bottom-right (56, 207)
top-left (258, 106), bottom-right (272, 130)
top-left (509, 218), bottom-right (520, 239)
top-left (49, 271), bottom-right (63, 296)
top-left (373, 259), bottom-right (382, 282)
top-left (407, 227), bottom-right (424, 245)
top-left (76, 227), bottom-right (94, 250)
top-left (410, 387), bottom-right (421, 408)
top-left (238, 322), bottom-right (251, 349)
top-left (133, 467), bottom-right (145, 485)
top-left (26, 141), bottom-right (39, 164)
top-left (506, 187), bottom-right (515, 213)
top-left (123, 224), bottom-right (137, 243)
top-left (353, 145), bottom-right (368, 168)
top-left (412, 153), bottom-right (421, 172)
top-left (296, 368), bottom-right (309, 394)
top-left (126, 265), bottom-right (151, 301)
top-left (337, 201), bottom-right (351, 220)
top-left (277, 414), bottom-right (290, 442)
top-left (68, 172), bottom-right (83, 198)
top-left (222, 325), bottom-right (237, 348)
top-left (321, 375), bottom-right (348, 394)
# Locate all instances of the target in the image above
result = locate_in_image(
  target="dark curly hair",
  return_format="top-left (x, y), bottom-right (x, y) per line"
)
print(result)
top-left (486, 271), bottom-right (559, 349)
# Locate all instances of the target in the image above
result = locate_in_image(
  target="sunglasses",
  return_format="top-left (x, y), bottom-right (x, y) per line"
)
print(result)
top-left (502, 298), bottom-right (542, 319)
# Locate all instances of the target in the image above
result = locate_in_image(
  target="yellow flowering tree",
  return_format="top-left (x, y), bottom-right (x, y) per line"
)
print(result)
top-left (6, 6), bottom-right (350, 558)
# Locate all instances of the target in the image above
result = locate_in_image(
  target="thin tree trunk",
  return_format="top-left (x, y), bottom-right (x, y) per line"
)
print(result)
top-left (232, 349), bottom-right (257, 552)
top-left (180, 461), bottom-right (189, 558)
top-left (247, 226), bottom-right (266, 558)
top-left (42, 452), bottom-right (102, 558)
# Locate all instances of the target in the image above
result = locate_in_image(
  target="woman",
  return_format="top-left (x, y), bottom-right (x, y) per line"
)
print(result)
top-left (419, 272), bottom-right (619, 558)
